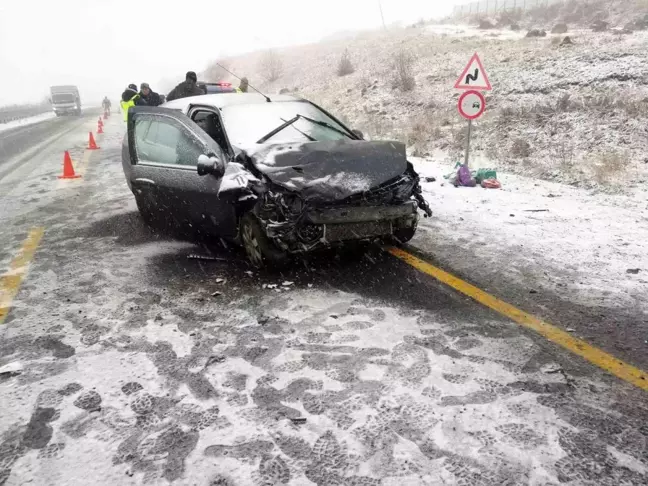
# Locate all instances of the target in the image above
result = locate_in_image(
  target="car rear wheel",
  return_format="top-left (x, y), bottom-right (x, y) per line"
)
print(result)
top-left (241, 213), bottom-right (289, 268)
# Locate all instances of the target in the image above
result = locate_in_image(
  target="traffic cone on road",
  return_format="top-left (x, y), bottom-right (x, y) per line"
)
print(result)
top-left (103, 111), bottom-right (108, 120)
top-left (97, 119), bottom-right (104, 134)
top-left (87, 131), bottom-right (100, 150)
top-left (58, 151), bottom-right (81, 179)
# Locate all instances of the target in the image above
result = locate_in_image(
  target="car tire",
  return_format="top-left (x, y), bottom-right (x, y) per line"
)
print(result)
top-left (135, 194), bottom-right (156, 227)
top-left (393, 223), bottom-right (417, 245)
top-left (240, 213), bottom-right (289, 268)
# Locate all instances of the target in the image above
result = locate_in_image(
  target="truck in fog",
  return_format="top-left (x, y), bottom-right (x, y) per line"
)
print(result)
top-left (49, 85), bottom-right (81, 116)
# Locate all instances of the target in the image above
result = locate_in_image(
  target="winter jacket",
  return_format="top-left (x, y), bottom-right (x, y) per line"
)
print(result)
top-left (120, 89), bottom-right (140, 122)
top-left (121, 88), bottom-right (138, 102)
top-left (136, 91), bottom-right (163, 107)
top-left (166, 81), bottom-right (205, 101)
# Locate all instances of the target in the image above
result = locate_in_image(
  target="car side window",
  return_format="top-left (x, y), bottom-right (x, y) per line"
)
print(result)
top-left (134, 115), bottom-right (206, 167)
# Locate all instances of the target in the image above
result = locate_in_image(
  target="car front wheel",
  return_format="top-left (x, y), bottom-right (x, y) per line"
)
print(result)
top-left (393, 223), bottom-right (417, 245)
top-left (240, 213), bottom-right (289, 268)
top-left (135, 194), bottom-right (156, 226)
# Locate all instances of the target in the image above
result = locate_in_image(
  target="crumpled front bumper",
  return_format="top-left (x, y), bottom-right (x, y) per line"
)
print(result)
top-left (265, 201), bottom-right (418, 252)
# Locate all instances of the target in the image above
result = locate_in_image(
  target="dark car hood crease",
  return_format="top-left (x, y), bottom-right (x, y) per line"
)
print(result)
top-left (243, 140), bottom-right (408, 203)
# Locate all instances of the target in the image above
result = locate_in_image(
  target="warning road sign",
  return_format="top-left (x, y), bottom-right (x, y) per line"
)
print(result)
top-left (454, 53), bottom-right (492, 91)
top-left (458, 90), bottom-right (486, 120)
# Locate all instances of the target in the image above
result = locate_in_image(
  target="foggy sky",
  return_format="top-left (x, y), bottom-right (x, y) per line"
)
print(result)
top-left (0, 0), bottom-right (463, 107)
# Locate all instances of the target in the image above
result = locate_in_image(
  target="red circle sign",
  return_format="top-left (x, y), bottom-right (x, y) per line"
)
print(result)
top-left (458, 90), bottom-right (486, 120)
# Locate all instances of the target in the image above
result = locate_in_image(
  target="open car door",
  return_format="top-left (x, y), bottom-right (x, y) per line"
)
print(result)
top-left (127, 106), bottom-right (237, 237)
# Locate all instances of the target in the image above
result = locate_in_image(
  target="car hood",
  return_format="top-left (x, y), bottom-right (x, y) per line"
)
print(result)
top-left (243, 140), bottom-right (408, 203)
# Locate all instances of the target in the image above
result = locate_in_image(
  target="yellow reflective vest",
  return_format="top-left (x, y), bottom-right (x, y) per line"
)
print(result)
top-left (120, 94), bottom-right (140, 122)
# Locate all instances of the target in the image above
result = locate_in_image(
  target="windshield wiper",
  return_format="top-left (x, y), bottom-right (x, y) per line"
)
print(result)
top-left (256, 114), bottom-right (353, 144)
top-left (257, 115), bottom-right (301, 144)
top-left (278, 117), bottom-right (317, 142)
top-left (298, 114), bottom-right (354, 140)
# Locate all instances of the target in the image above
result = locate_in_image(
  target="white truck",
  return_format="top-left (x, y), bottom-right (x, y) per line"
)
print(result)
top-left (49, 85), bottom-right (81, 116)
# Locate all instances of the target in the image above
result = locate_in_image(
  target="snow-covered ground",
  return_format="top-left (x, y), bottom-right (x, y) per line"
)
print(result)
top-left (218, 20), bottom-right (648, 190)
top-left (411, 156), bottom-right (648, 313)
top-left (0, 112), bottom-right (56, 133)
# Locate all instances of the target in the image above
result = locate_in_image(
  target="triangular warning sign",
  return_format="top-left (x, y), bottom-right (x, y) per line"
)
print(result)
top-left (454, 53), bottom-right (492, 91)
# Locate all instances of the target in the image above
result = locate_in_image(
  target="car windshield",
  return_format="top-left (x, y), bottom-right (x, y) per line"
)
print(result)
top-left (220, 101), bottom-right (352, 146)
top-left (52, 94), bottom-right (75, 103)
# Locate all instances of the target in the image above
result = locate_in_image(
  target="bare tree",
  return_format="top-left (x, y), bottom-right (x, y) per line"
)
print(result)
top-left (259, 50), bottom-right (284, 83)
top-left (393, 50), bottom-right (416, 91)
top-left (337, 49), bottom-right (355, 76)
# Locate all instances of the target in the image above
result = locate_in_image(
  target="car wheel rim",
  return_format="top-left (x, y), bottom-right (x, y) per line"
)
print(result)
top-left (242, 222), bottom-right (263, 266)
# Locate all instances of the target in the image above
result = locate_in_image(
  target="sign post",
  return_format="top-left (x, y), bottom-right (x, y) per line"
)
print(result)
top-left (454, 53), bottom-right (491, 168)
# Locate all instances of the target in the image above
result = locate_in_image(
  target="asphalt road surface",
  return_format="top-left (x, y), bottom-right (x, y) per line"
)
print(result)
top-left (0, 115), bottom-right (647, 485)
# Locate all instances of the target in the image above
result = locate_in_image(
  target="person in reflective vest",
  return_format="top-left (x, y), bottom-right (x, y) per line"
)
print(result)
top-left (120, 84), bottom-right (140, 122)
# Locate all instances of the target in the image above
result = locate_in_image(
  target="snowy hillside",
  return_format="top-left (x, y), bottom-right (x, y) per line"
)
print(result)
top-left (212, 12), bottom-right (648, 190)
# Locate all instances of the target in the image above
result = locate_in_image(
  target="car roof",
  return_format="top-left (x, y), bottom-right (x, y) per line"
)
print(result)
top-left (162, 93), bottom-right (304, 112)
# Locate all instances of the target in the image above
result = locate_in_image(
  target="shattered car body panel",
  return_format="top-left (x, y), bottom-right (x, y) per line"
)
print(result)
top-left (243, 140), bottom-right (408, 203)
top-left (233, 140), bottom-right (429, 253)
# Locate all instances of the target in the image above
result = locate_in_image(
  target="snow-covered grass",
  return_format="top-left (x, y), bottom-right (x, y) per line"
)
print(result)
top-left (410, 156), bottom-right (648, 313)
top-left (214, 21), bottom-right (648, 190)
top-left (0, 111), bottom-right (56, 133)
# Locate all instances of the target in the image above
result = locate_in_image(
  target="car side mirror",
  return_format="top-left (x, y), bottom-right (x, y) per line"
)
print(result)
top-left (352, 129), bottom-right (364, 140)
top-left (197, 154), bottom-right (225, 178)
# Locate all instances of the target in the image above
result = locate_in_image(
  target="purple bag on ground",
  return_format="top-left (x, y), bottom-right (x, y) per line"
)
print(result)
top-left (457, 164), bottom-right (476, 187)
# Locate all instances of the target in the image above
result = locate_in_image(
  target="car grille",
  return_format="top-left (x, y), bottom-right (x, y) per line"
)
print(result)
top-left (324, 221), bottom-right (392, 242)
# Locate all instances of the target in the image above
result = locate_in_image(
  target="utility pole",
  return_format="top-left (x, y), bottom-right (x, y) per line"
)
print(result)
top-left (378, 0), bottom-right (387, 30)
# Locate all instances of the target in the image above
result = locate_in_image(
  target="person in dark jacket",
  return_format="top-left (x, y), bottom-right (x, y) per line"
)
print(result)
top-left (166, 71), bottom-right (204, 101)
top-left (136, 83), bottom-right (163, 106)
top-left (121, 84), bottom-right (138, 102)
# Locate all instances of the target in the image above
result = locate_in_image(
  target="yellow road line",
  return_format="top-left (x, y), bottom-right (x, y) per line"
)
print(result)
top-left (388, 246), bottom-right (648, 391)
top-left (0, 227), bottom-right (45, 324)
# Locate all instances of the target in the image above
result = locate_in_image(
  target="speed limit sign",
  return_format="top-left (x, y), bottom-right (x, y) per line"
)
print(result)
top-left (458, 90), bottom-right (486, 120)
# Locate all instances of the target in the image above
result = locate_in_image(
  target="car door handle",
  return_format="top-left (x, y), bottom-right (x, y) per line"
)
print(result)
top-left (135, 178), bottom-right (156, 186)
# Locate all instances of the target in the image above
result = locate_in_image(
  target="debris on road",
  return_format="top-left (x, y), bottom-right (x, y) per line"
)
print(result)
top-left (205, 355), bottom-right (226, 368)
top-left (245, 271), bottom-right (254, 277)
top-left (215, 278), bottom-right (225, 284)
top-left (267, 284), bottom-right (278, 289)
top-left (187, 254), bottom-right (226, 262)
top-left (0, 362), bottom-right (23, 380)
top-left (290, 417), bottom-right (307, 425)
top-left (627, 268), bottom-right (641, 274)
top-left (282, 281), bottom-right (294, 287)
top-left (541, 363), bottom-right (563, 374)
top-left (211, 291), bottom-right (222, 297)
top-left (523, 209), bottom-right (550, 213)
top-left (424, 176), bottom-right (437, 182)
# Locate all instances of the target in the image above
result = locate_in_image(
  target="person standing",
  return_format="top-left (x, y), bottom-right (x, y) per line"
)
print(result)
top-left (120, 84), bottom-right (140, 122)
top-left (136, 83), bottom-right (162, 106)
top-left (166, 71), bottom-right (204, 101)
top-left (102, 96), bottom-right (112, 115)
top-left (238, 77), bottom-right (249, 93)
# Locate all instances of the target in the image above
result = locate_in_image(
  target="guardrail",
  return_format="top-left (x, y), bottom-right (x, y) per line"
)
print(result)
top-left (0, 105), bottom-right (52, 125)
top-left (453, 0), bottom-right (565, 16)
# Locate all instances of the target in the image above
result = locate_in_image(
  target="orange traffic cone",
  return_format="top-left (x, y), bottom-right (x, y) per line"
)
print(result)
top-left (98, 117), bottom-right (103, 126)
top-left (97, 120), bottom-right (104, 134)
top-left (87, 132), bottom-right (100, 150)
top-left (58, 151), bottom-right (81, 179)
top-left (103, 111), bottom-right (108, 120)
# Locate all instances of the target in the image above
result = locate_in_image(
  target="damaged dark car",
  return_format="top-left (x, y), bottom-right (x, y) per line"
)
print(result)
top-left (121, 93), bottom-right (431, 267)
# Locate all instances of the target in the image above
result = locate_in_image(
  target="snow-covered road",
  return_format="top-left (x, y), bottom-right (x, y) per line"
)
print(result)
top-left (0, 118), bottom-right (647, 485)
